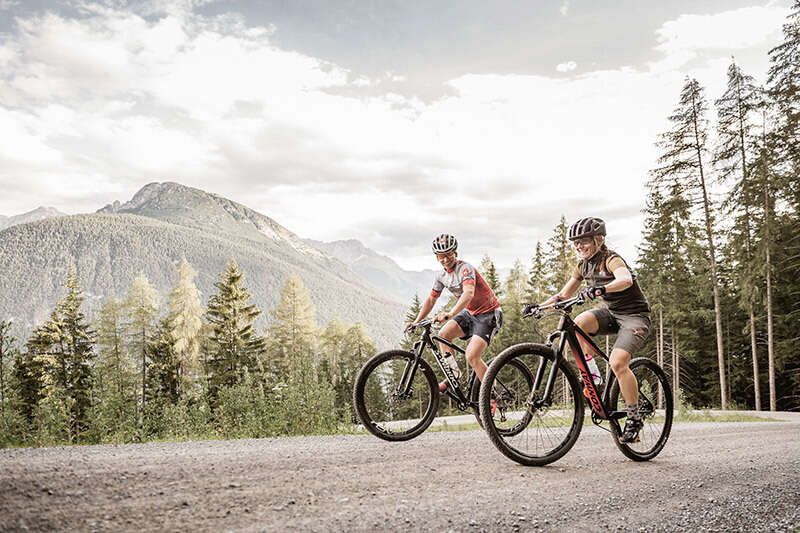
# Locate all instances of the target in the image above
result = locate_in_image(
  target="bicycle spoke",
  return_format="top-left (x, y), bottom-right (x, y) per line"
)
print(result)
top-left (481, 348), bottom-right (583, 466)
top-left (354, 350), bottom-right (439, 441)
top-left (609, 357), bottom-right (673, 461)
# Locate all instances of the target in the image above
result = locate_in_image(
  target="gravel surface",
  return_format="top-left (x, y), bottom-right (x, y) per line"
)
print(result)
top-left (1, 417), bottom-right (798, 532)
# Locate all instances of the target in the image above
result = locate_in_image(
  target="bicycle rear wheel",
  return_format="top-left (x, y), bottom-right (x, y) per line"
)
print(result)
top-left (608, 357), bottom-right (673, 461)
top-left (470, 357), bottom-right (535, 434)
top-left (353, 350), bottom-right (440, 441)
top-left (479, 343), bottom-right (584, 466)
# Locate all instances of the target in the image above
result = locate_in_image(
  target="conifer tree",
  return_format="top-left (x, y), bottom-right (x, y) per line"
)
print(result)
top-left (654, 77), bottom-right (728, 409)
top-left (493, 259), bottom-right (536, 353)
top-left (167, 258), bottom-right (204, 393)
top-left (94, 298), bottom-right (137, 440)
top-left (28, 270), bottom-right (95, 442)
top-left (14, 329), bottom-right (47, 424)
top-left (143, 318), bottom-right (181, 435)
top-left (320, 318), bottom-right (348, 385)
top-left (767, 0), bottom-right (800, 209)
top-left (124, 273), bottom-right (160, 425)
top-left (268, 274), bottom-right (317, 377)
top-left (714, 60), bottom-right (763, 409)
top-left (320, 320), bottom-right (375, 421)
top-left (58, 270), bottom-right (95, 438)
top-left (0, 322), bottom-right (28, 447)
top-left (545, 215), bottom-right (574, 293)
top-left (0, 320), bottom-right (15, 414)
top-left (526, 241), bottom-right (548, 303)
top-left (147, 319), bottom-right (181, 404)
top-left (268, 276), bottom-right (336, 433)
top-left (400, 294), bottom-right (422, 351)
top-left (206, 259), bottom-right (266, 400)
top-left (479, 255), bottom-right (502, 296)
top-left (765, 1), bottom-right (800, 410)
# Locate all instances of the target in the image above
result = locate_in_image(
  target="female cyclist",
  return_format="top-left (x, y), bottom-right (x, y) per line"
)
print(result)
top-left (541, 217), bottom-right (651, 443)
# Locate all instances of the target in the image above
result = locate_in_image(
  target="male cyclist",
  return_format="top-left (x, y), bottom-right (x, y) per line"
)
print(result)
top-left (541, 217), bottom-right (651, 443)
top-left (408, 234), bottom-right (503, 390)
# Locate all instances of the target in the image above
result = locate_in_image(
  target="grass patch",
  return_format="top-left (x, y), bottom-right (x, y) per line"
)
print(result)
top-left (674, 411), bottom-right (776, 423)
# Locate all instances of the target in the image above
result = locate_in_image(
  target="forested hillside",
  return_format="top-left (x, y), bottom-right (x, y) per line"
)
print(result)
top-left (0, 185), bottom-right (405, 347)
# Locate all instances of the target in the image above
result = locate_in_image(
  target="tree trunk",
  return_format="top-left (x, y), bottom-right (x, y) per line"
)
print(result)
top-left (672, 328), bottom-right (679, 397)
top-left (0, 330), bottom-right (6, 414)
top-left (766, 239), bottom-right (776, 411)
top-left (736, 70), bottom-right (761, 413)
top-left (749, 306), bottom-right (761, 410)
top-left (140, 326), bottom-right (146, 428)
top-left (691, 89), bottom-right (727, 409)
top-left (658, 307), bottom-right (664, 409)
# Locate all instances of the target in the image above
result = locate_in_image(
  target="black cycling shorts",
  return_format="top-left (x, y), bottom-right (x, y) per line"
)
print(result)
top-left (453, 308), bottom-right (503, 345)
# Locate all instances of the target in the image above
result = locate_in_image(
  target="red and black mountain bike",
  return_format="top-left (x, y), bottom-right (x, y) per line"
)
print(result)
top-left (478, 294), bottom-right (673, 466)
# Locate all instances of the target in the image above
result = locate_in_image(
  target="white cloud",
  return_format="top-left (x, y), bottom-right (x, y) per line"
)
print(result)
top-left (0, 2), bottom-right (791, 270)
top-left (653, 5), bottom-right (789, 69)
top-left (556, 61), bottom-right (577, 72)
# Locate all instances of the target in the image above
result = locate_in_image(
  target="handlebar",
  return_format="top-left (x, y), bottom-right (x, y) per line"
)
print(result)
top-left (522, 294), bottom-right (587, 319)
top-left (405, 318), bottom-right (439, 335)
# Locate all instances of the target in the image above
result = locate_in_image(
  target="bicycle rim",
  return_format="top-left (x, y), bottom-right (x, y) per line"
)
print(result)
top-left (609, 357), bottom-right (673, 461)
top-left (480, 343), bottom-right (584, 466)
top-left (353, 350), bottom-right (439, 441)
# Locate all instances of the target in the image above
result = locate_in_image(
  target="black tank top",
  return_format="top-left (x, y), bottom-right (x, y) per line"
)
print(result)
top-left (579, 248), bottom-right (650, 315)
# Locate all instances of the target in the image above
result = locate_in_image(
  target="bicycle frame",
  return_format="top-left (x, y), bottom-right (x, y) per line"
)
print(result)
top-left (398, 321), bottom-right (476, 410)
top-left (533, 303), bottom-right (626, 422)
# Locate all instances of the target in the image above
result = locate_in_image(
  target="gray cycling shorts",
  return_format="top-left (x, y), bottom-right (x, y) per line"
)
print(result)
top-left (589, 308), bottom-right (651, 355)
top-left (453, 308), bottom-right (503, 345)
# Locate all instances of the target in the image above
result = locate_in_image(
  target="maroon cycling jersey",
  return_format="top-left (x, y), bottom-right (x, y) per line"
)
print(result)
top-left (431, 260), bottom-right (500, 315)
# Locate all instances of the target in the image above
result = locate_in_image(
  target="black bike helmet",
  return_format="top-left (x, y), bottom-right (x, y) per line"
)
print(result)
top-left (432, 233), bottom-right (458, 254)
top-left (568, 217), bottom-right (606, 241)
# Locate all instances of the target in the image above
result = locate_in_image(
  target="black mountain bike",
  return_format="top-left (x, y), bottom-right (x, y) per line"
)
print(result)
top-left (478, 295), bottom-right (673, 466)
top-left (353, 318), bottom-right (534, 441)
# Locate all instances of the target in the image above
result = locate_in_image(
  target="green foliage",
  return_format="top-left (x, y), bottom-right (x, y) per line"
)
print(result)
top-left (267, 274), bottom-right (316, 378)
top-left (526, 241), bottom-right (548, 303)
top-left (206, 259), bottom-right (267, 401)
top-left (545, 215), bottom-right (574, 293)
top-left (400, 294), bottom-right (422, 351)
top-left (0, 320), bottom-right (17, 416)
top-left (124, 272), bottom-right (160, 426)
top-left (213, 371), bottom-right (276, 439)
top-left (168, 258), bottom-right (204, 393)
top-left (479, 254), bottom-right (502, 296)
top-left (92, 298), bottom-right (138, 443)
top-left (320, 320), bottom-right (376, 422)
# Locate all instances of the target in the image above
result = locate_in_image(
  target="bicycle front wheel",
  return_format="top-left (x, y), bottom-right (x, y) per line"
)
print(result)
top-left (353, 350), bottom-right (440, 441)
top-left (479, 343), bottom-right (584, 466)
top-left (608, 357), bottom-right (673, 461)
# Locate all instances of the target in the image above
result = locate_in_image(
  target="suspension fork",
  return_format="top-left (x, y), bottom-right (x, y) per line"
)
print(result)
top-left (528, 331), bottom-right (567, 407)
top-left (397, 337), bottom-right (428, 395)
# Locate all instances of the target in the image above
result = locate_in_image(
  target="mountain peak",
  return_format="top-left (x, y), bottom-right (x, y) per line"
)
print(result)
top-left (0, 206), bottom-right (65, 230)
top-left (98, 181), bottom-right (324, 258)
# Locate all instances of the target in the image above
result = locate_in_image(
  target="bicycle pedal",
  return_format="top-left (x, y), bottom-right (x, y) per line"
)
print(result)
top-left (609, 410), bottom-right (628, 420)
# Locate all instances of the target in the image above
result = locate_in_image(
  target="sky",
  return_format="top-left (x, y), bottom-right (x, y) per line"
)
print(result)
top-left (0, 0), bottom-right (792, 271)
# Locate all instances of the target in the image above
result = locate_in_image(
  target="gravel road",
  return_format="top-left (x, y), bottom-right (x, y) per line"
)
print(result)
top-left (1, 415), bottom-right (798, 532)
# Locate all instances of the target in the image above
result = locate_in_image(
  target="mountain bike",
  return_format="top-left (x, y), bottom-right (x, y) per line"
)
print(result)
top-left (478, 295), bottom-right (673, 465)
top-left (353, 318), bottom-right (534, 441)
